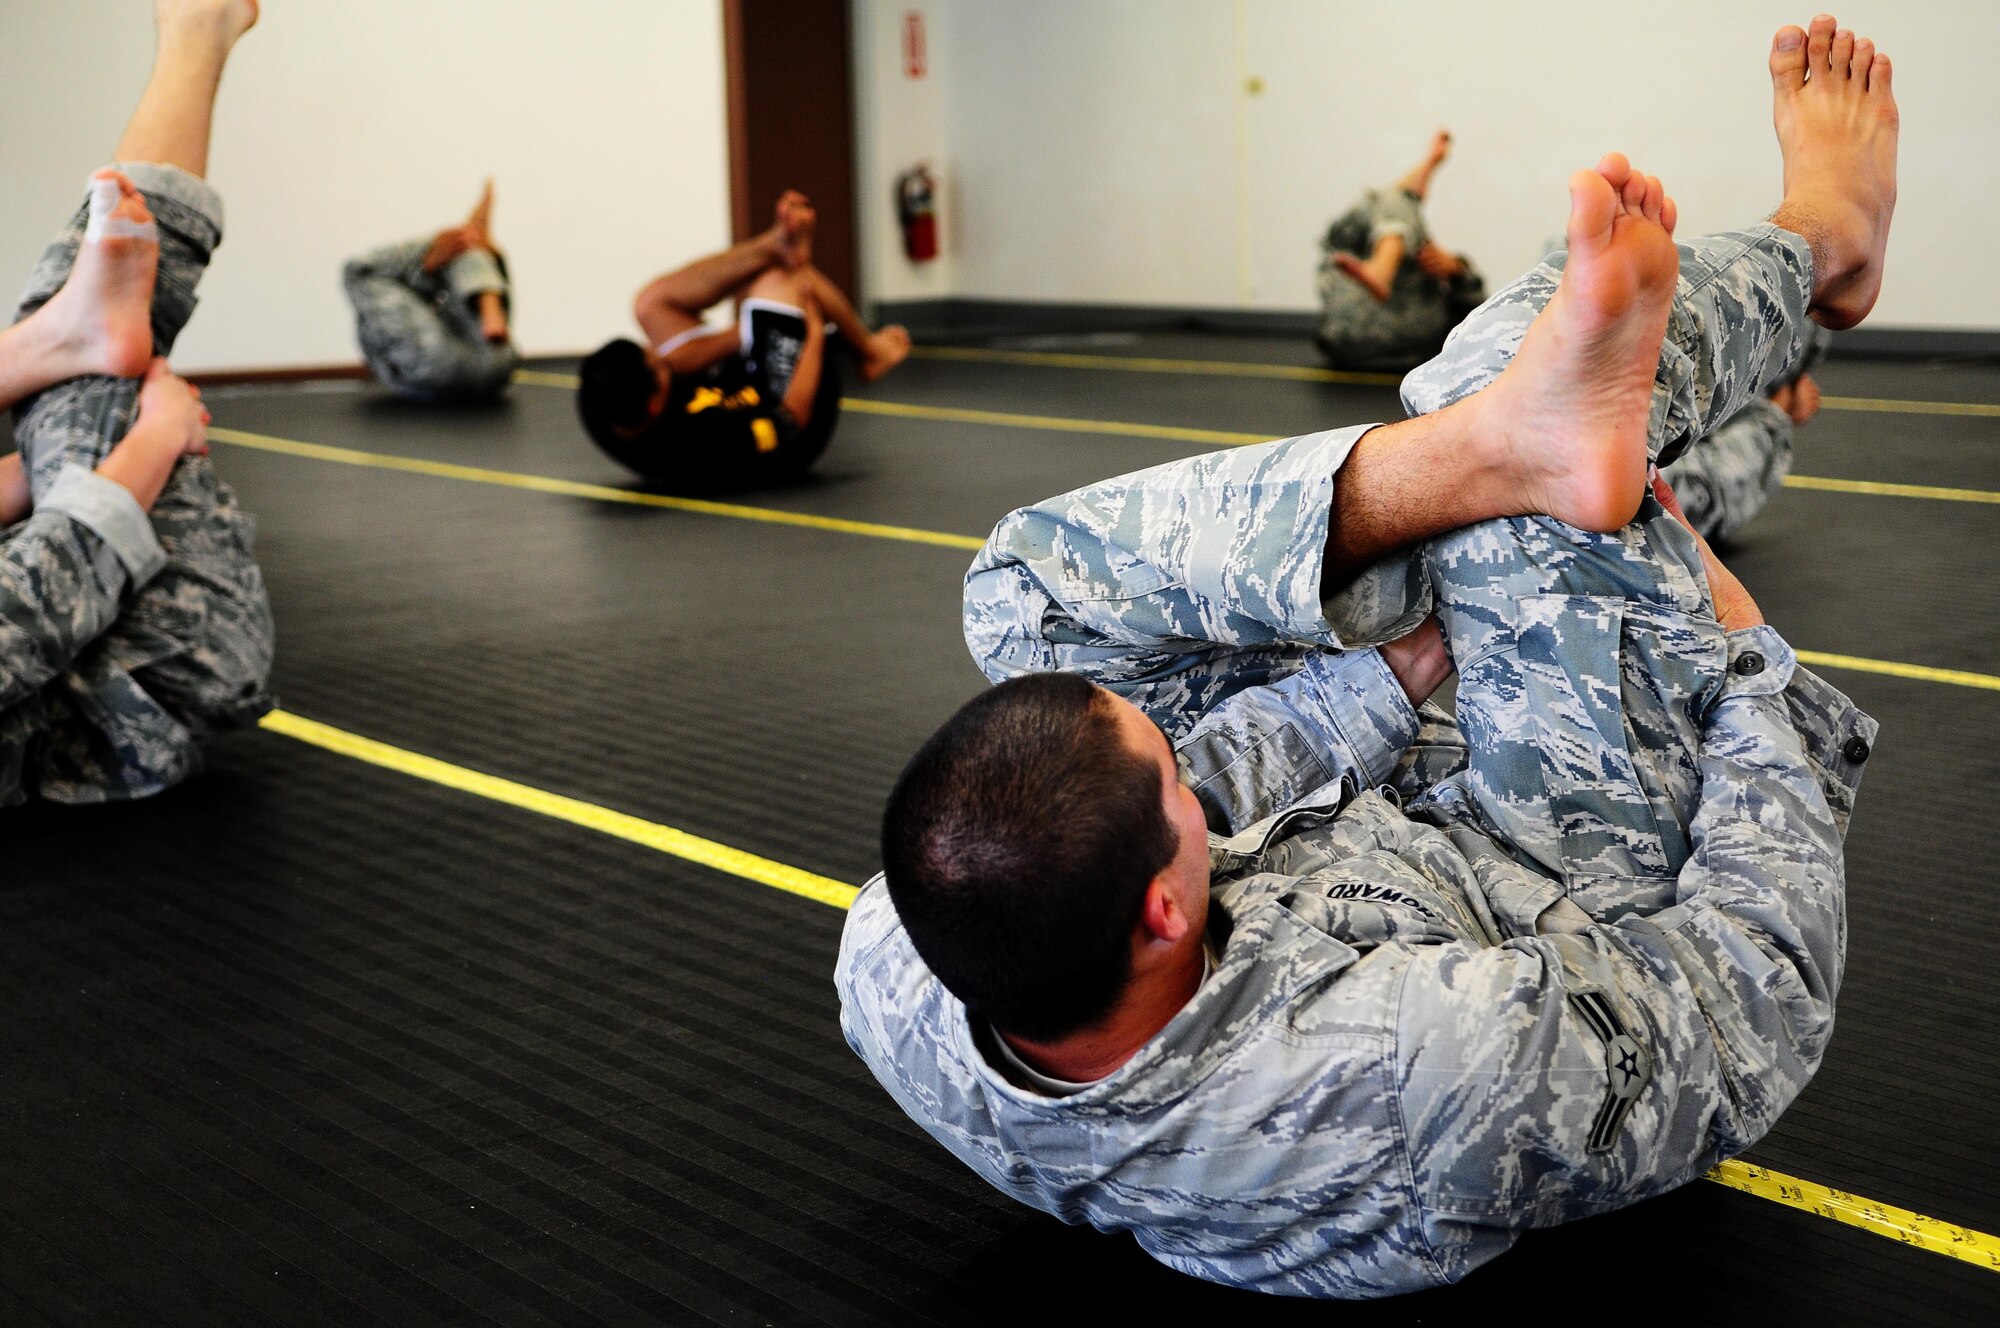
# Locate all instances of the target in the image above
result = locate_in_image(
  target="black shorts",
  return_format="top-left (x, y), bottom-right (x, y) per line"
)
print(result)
top-left (591, 309), bottom-right (844, 492)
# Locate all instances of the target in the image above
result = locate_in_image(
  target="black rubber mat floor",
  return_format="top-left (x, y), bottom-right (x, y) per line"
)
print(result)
top-left (6, 334), bottom-right (1998, 1323)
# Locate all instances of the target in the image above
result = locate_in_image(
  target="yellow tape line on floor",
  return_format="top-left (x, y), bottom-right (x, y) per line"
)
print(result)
top-left (1796, 650), bottom-right (2000, 692)
top-left (258, 704), bottom-right (1997, 1272)
top-left (259, 709), bottom-right (858, 910)
top-left (1708, 1161), bottom-right (2000, 1271)
top-left (206, 427), bottom-right (983, 551)
top-left (908, 345), bottom-right (1404, 386)
top-left (511, 375), bottom-right (2000, 505)
top-left (1820, 395), bottom-right (2000, 419)
top-left (212, 423), bottom-right (1997, 696)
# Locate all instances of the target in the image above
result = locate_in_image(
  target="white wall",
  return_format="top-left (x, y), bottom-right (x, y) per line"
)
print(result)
top-left (0, 0), bottom-right (733, 372)
top-left (888, 0), bottom-right (1998, 330)
top-left (852, 0), bottom-right (959, 303)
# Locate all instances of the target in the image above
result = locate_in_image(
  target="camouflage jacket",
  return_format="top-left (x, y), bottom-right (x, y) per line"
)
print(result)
top-left (837, 424), bottom-right (1873, 1298)
top-left (0, 465), bottom-right (166, 802)
top-left (343, 238), bottom-right (518, 401)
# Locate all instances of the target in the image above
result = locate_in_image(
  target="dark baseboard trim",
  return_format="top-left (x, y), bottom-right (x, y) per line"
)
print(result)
top-left (189, 362), bottom-right (366, 386)
top-left (186, 354), bottom-right (587, 388)
top-left (876, 297), bottom-right (2000, 360)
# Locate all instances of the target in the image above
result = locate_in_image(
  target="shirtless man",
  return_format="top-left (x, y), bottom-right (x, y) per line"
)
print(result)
top-left (577, 193), bottom-right (911, 491)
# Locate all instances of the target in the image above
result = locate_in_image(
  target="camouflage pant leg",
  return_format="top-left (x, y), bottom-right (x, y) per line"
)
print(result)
top-left (1402, 225), bottom-right (1817, 467)
top-left (1406, 227), bottom-right (1817, 914)
top-left (349, 251), bottom-right (520, 402)
top-left (1662, 398), bottom-right (1794, 541)
top-left (963, 425), bottom-right (1422, 739)
top-left (9, 163), bottom-right (273, 800)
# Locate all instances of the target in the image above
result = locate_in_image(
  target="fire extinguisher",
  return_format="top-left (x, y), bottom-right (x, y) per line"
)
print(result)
top-left (896, 165), bottom-right (938, 263)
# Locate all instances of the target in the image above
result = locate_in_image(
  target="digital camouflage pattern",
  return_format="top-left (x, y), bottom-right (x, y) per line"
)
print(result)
top-left (1664, 324), bottom-right (1832, 539)
top-left (5, 163), bottom-right (274, 804)
top-left (838, 224), bottom-right (1877, 1297)
top-left (1316, 186), bottom-right (1486, 373)
top-left (344, 238), bottom-right (519, 402)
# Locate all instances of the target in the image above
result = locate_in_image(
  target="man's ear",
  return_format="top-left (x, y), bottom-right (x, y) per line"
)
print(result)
top-left (1137, 874), bottom-right (1191, 947)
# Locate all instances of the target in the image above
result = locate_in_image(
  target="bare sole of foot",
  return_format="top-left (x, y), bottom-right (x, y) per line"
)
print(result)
top-left (1460, 153), bottom-right (1681, 532)
top-left (860, 326), bottom-right (912, 383)
top-left (28, 170), bottom-right (158, 381)
top-left (1333, 253), bottom-right (1391, 303)
top-left (1769, 15), bottom-right (1897, 329)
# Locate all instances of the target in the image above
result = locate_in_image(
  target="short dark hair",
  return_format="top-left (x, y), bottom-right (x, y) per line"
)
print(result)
top-left (880, 673), bottom-right (1179, 1042)
top-left (576, 338), bottom-right (658, 443)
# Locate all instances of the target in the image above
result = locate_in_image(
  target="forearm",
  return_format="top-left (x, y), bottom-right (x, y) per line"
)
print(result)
top-left (781, 308), bottom-right (828, 422)
top-left (0, 467), bottom-right (163, 708)
top-left (94, 418), bottom-right (187, 512)
top-left (0, 454), bottom-right (29, 526)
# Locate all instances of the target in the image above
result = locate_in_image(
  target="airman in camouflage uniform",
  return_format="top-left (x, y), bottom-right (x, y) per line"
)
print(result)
top-left (4, 163), bottom-right (274, 804)
top-left (1316, 187), bottom-right (1486, 372)
top-left (840, 195), bottom-right (1879, 1295)
top-left (344, 237), bottom-right (520, 403)
top-left (1663, 324), bottom-right (1832, 540)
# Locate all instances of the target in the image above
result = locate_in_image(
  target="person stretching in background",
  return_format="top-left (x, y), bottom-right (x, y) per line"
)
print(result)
top-left (1664, 326), bottom-right (1831, 540)
top-left (1316, 131), bottom-right (1488, 373)
top-left (344, 180), bottom-right (522, 403)
top-left (577, 192), bottom-right (910, 492)
top-left (4, 0), bottom-right (273, 805)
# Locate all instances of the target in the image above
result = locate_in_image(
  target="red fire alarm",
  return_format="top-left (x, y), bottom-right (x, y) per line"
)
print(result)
top-left (903, 10), bottom-right (926, 79)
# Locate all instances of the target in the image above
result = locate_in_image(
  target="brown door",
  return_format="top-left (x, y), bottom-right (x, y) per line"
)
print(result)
top-left (724, 0), bottom-right (860, 300)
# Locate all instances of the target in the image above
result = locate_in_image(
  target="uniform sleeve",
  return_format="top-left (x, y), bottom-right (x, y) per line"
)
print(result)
top-left (1395, 628), bottom-right (1871, 1274)
top-left (0, 465), bottom-right (161, 710)
top-left (1173, 646), bottom-right (1417, 833)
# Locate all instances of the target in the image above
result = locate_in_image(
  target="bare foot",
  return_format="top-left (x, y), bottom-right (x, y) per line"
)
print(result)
top-left (860, 326), bottom-right (912, 382)
top-left (1334, 252), bottom-right (1392, 302)
top-left (466, 178), bottom-right (496, 248)
top-left (157, 0), bottom-right (259, 47)
top-left (771, 190), bottom-right (816, 270)
top-left (22, 170), bottom-right (157, 380)
top-left (1426, 129), bottom-right (1452, 171)
top-left (1784, 371), bottom-right (1822, 423)
top-left (1414, 241), bottom-right (1464, 281)
top-left (1462, 153), bottom-right (1680, 532)
top-left (1769, 16), bottom-right (1897, 329)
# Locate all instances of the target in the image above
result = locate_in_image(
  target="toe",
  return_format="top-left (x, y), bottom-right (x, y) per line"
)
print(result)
top-left (1830, 29), bottom-right (1855, 80)
top-left (1851, 36), bottom-right (1874, 80)
top-left (1567, 168), bottom-right (1620, 248)
top-left (1640, 175), bottom-right (1665, 224)
top-left (1661, 194), bottom-right (1679, 236)
top-left (1770, 25), bottom-right (1808, 91)
top-left (1870, 52), bottom-right (1892, 94)
top-left (1807, 15), bottom-right (1836, 74)
top-left (1619, 169), bottom-right (1648, 213)
top-left (1595, 152), bottom-right (1632, 190)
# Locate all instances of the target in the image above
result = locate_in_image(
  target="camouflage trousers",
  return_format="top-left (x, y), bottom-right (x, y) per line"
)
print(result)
top-left (1395, 224), bottom-right (1820, 913)
top-left (344, 239), bottom-right (519, 403)
top-left (6, 163), bottom-right (275, 802)
top-left (1316, 188), bottom-right (1486, 373)
top-left (1663, 324), bottom-right (1831, 540)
